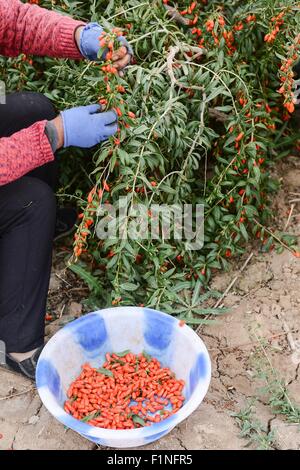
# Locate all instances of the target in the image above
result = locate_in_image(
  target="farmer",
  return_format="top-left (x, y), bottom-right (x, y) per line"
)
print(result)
top-left (0, 0), bottom-right (132, 379)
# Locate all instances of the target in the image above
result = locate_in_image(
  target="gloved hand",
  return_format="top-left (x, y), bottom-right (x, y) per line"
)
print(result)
top-left (78, 22), bottom-right (133, 68)
top-left (60, 104), bottom-right (118, 148)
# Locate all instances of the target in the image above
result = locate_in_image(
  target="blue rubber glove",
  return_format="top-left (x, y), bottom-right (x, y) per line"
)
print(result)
top-left (61, 104), bottom-right (118, 148)
top-left (79, 22), bottom-right (133, 61)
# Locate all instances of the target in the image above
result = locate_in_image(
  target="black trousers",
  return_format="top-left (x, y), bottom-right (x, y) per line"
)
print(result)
top-left (0, 92), bottom-right (57, 353)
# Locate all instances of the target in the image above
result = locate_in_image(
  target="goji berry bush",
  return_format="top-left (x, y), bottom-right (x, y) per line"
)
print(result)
top-left (1, 0), bottom-right (300, 321)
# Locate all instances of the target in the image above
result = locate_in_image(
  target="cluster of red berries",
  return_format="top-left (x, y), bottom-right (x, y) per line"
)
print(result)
top-left (264, 11), bottom-right (286, 43)
top-left (73, 30), bottom-right (137, 259)
top-left (277, 34), bottom-right (300, 114)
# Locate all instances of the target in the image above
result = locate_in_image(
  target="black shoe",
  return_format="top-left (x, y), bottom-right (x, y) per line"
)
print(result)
top-left (54, 207), bottom-right (78, 242)
top-left (5, 346), bottom-right (44, 381)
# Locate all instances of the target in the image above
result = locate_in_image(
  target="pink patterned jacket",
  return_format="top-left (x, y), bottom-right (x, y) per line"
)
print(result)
top-left (0, 0), bottom-right (84, 185)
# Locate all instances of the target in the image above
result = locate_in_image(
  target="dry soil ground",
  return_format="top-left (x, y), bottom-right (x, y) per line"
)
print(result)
top-left (0, 157), bottom-right (299, 450)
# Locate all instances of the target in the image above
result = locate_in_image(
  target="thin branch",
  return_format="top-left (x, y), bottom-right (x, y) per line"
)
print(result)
top-left (55, 272), bottom-right (72, 287)
top-left (164, 4), bottom-right (190, 26)
top-left (252, 330), bottom-right (297, 413)
top-left (107, 2), bottom-right (149, 21)
top-left (289, 198), bottom-right (300, 203)
top-left (59, 303), bottom-right (66, 320)
top-left (196, 252), bottom-right (255, 334)
top-left (284, 204), bottom-right (295, 230)
top-left (208, 108), bottom-right (230, 122)
top-left (166, 45), bottom-right (206, 90)
top-left (253, 218), bottom-right (296, 254)
top-left (0, 387), bottom-right (34, 401)
top-left (275, 309), bottom-right (296, 352)
top-left (207, 330), bottom-right (299, 351)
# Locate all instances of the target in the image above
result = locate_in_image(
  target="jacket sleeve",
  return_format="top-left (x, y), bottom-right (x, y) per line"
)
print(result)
top-left (0, 121), bottom-right (54, 186)
top-left (0, 0), bottom-right (85, 59)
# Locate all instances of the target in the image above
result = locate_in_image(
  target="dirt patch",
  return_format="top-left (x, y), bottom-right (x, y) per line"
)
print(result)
top-left (0, 158), bottom-right (299, 450)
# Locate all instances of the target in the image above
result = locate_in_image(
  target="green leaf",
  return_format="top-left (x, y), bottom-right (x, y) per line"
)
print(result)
top-left (239, 223), bottom-right (249, 242)
top-left (192, 280), bottom-right (202, 306)
top-left (95, 368), bottom-right (114, 377)
top-left (133, 125), bottom-right (149, 135)
top-left (132, 414), bottom-right (146, 427)
top-left (111, 358), bottom-right (126, 365)
top-left (69, 264), bottom-right (101, 294)
top-left (243, 205), bottom-right (258, 218)
top-left (106, 255), bottom-right (119, 270)
top-left (81, 411), bottom-right (101, 422)
top-left (117, 148), bottom-right (129, 162)
top-left (113, 349), bottom-right (131, 357)
top-left (246, 142), bottom-right (257, 159)
top-left (142, 351), bottom-right (152, 361)
top-left (119, 282), bottom-right (139, 291)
